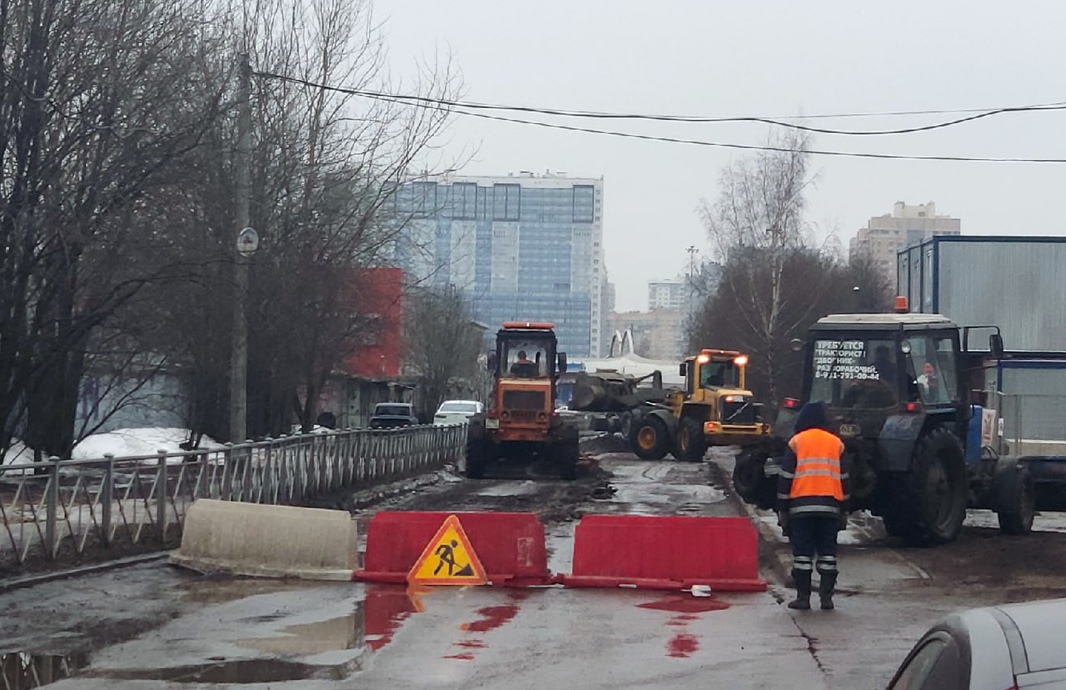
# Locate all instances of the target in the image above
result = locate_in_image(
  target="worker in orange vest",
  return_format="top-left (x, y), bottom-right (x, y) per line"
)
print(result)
top-left (777, 400), bottom-right (851, 610)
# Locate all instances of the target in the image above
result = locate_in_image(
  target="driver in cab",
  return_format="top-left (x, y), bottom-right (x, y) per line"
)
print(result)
top-left (509, 350), bottom-right (537, 378)
top-left (917, 361), bottom-right (945, 403)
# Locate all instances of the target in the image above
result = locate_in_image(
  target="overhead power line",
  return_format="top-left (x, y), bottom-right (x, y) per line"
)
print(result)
top-left (253, 70), bottom-right (1066, 163)
top-left (446, 107), bottom-right (1066, 164)
top-left (254, 70), bottom-right (1066, 135)
top-left (458, 101), bottom-right (1066, 137)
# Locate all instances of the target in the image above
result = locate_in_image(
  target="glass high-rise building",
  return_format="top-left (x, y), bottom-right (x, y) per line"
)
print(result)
top-left (393, 173), bottom-right (606, 357)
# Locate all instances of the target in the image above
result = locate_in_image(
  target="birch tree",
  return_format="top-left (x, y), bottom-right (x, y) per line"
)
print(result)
top-left (142, 0), bottom-right (460, 440)
top-left (693, 132), bottom-right (894, 407)
top-left (695, 131), bottom-right (824, 404)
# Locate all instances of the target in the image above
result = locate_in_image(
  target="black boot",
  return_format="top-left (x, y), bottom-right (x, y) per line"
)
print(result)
top-left (819, 571), bottom-right (838, 610)
top-left (788, 569), bottom-right (811, 610)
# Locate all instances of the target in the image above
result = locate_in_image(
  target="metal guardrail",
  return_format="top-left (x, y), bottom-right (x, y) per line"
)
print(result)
top-left (0, 425), bottom-right (466, 572)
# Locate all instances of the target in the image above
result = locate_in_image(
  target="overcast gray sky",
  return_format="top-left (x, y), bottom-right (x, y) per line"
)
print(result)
top-left (377, 1), bottom-right (1066, 312)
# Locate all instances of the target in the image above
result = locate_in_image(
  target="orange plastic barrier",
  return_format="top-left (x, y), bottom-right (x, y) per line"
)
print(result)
top-left (556, 515), bottom-right (766, 591)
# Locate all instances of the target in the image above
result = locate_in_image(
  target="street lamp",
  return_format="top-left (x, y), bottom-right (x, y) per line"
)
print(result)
top-left (230, 226), bottom-right (259, 443)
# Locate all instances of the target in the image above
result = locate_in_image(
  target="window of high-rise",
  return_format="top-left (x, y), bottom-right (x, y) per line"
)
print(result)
top-left (391, 174), bottom-right (606, 357)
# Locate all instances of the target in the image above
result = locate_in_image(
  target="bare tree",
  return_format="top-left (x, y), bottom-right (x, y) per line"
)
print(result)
top-left (700, 131), bottom-right (814, 256)
top-left (0, 0), bottom-right (228, 458)
top-left (692, 132), bottom-right (896, 410)
top-left (142, 0), bottom-right (461, 440)
top-left (695, 131), bottom-right (831, 404)
top-left (403, 286), bottom-right (484, 420)
top-left (0, 0), bottom-right (458, 457)
top-left (691, 248), bottom-right (859, 408)
top-left (847, 252), bottom-right (895, 313)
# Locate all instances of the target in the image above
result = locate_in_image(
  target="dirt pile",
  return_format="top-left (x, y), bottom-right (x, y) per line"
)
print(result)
top-left (579, 433), bottom-right (630, 455)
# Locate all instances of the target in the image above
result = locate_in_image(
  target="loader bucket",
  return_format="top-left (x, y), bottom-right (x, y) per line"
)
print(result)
top-left (170, 499), bottom-right (358, 581)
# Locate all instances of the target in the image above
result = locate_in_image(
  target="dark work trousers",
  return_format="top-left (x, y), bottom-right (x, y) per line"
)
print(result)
top-left (789, 515), bottom-right (839, 581)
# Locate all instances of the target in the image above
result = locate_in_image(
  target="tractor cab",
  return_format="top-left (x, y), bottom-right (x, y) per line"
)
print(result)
top-left (692, 349), bottom-right (746, 391)
top-left (492, 322), bottom-right (567, 382)
top-left (487, 322), bottom-right (568, 438)
top-left (781, 308), bottom-right (971, 444)
top-left (678, 349), bottom-right (759, 426)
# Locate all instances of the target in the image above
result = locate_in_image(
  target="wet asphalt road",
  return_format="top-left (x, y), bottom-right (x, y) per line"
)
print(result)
top-left (0, 446), bottom-right (1056, 689)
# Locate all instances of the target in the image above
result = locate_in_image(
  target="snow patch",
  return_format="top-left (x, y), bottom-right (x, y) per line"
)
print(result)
top-left (2, 439), bottom-right (34, 466)
top-left (72, 427), bottom-right (223, 463)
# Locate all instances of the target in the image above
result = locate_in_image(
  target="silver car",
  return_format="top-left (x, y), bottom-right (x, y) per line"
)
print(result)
top-left (888, 597), bottom-right (1066, 689)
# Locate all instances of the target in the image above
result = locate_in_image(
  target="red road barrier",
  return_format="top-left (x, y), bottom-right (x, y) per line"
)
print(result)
top-left (557, 515), bottom-right (766, 591)
top-left (354, 511), bottom-right (551, 586)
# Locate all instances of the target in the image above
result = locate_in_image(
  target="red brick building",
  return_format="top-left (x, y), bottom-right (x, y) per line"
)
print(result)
top-left (342, 267), bottom-right (403, 378)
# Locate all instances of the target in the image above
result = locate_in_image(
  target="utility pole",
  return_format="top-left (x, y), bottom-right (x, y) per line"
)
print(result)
top-left (230, 54), bottom-right (254, 443)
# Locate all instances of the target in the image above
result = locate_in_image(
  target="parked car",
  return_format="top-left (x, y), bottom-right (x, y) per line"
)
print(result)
top-left (433, 400), bottom-right (483, 425)
top-left (369, 403), bottom-right (420, 429)
top-left (887, 597), bottom-right (1066, 689)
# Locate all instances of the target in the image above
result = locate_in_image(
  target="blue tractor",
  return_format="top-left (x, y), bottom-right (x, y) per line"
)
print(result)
top-left (732, 302), bottom-right (1040, 545)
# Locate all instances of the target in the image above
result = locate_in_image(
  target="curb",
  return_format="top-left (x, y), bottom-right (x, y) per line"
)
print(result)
top-left (0, 552), bottom-right (169, 594)
top-left (733, 491), bottom-right (794, 588)
top-left (709, 458), bottom-right (793, 588)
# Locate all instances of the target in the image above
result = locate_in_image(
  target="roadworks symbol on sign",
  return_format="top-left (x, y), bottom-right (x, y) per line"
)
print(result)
top-left (407, 514), bottom-right (488, 586)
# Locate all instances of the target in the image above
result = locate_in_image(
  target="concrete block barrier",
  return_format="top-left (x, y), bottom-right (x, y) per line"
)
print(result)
top-left (170, 499), bottom-right (357, 581)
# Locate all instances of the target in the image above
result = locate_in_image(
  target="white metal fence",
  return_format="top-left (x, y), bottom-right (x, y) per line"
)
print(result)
top-left (0, 425), bottom-right (466, 572)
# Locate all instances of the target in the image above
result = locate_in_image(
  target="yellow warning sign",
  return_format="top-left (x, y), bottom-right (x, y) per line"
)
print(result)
top-left (407, 514), bottom-right (488, 586)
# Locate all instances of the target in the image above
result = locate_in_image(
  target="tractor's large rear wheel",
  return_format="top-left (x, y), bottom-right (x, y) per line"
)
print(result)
top-left (733, 445), bottom-right (777, 510)
top-left (674, 418), bottom-right (707, 463)
top-left (465, 421), bottom-right (490, 479)
top-left (557, 426), bottom-right (580, 480)
top-left (880, 509), bottom-right (909, 538)
top-left (992, 459), bottom-right (1035, 535)
top-left (893, 427), bottom-right (968, 545)
top-left (630, 415), bottom-right (670, 461)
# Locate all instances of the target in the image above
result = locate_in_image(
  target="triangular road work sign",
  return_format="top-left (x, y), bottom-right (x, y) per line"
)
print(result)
top-left (407, 514), bottom-right (488, 586)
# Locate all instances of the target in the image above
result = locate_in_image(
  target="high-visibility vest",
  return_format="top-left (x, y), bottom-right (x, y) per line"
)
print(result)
top-left (788, 428), bottom-right (845, 501)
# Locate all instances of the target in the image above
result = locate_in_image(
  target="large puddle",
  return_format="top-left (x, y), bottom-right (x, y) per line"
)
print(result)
top-left (175, 575), bottom-right (310, 604)
top-left (238, 614), bottom-right (364, 657)
top-left (98, 595), bottom-right (378, 683)
top-left (6, 584), bottom-right (427, 685)
top-left (105, 658), bottom-right (341, 683)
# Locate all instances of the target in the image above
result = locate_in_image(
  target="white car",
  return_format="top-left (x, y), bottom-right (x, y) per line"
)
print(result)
top-left (433, 400), bottom-right (483, 426)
